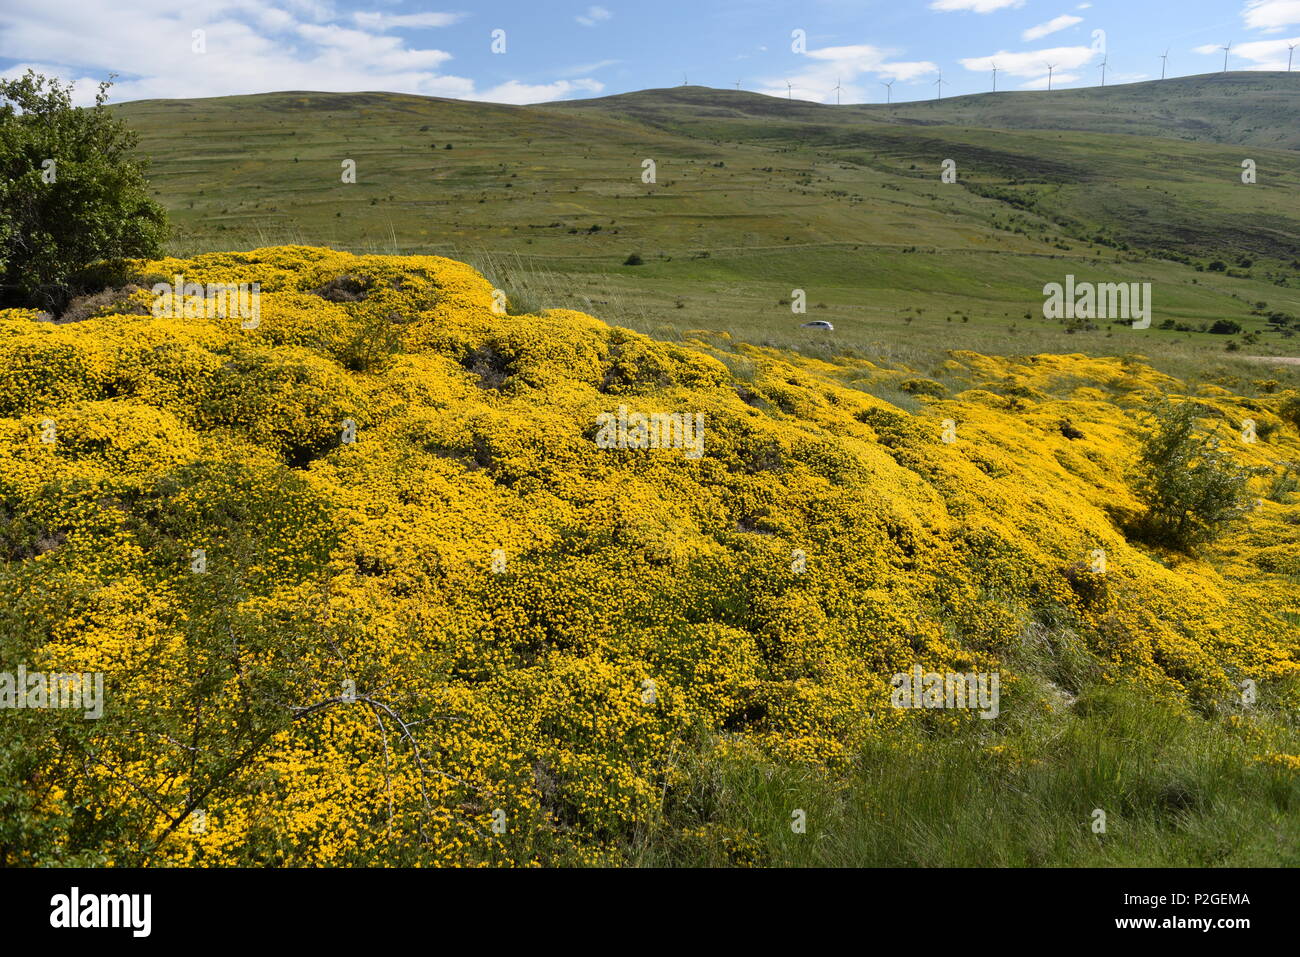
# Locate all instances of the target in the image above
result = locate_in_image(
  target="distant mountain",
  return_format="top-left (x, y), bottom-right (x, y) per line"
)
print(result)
top-left (550, 73), bottom-right (1300, 151)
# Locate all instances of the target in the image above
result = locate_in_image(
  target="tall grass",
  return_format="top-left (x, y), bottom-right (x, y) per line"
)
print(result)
top-left (636, 681), bottom-right (1300, 867)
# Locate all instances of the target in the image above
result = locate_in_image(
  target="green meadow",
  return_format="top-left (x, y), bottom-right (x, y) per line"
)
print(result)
top-left (115, 73), bottom-right (1300, 393)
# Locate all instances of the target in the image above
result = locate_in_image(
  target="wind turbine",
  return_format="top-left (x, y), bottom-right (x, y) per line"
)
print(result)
top-left (833, 77), bottom-right (842, 105)
top-left (881, 80), bottom-right (894, 104)
top-left (735, 79), bottom-right (741, 90)
top-left (682, 74), bottom-right (689, 87)
top-left (1222, 42), bottom-right (1232, 72)
top-left (1099, 56), bottom-right (1108, 87)
top-left (934, 70), bottom-right (944, 101)
top-left (991, 62), bottom-right (998, 92)
top-left (786, 80), bottom-right (793, 100)
top-left (1289, 44), bottom-right (1296, 72)
top-left (1045, 63), bottom-right (1056, 91)
top-left (1160, 49), bottom-right (1169, 80)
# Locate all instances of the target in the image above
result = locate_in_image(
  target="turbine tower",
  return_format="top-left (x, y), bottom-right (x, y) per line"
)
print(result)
top-left (833, 77), bottom-right (842, 105)
top-left (881, 80), bottom-right (894, 104)
top-left (1289, 44), bottom-right (1296, 72)
top-left (786, 80), bottom-right (793, 100)
top-left (1099, 56), bottom-right (1108, 87)
top-left (992, 62), bottom-right (999, 92)
top-left (934, 71), bottom-right (944, 100)
top-left (1222, 42), bottom-right (1232, 72)
top-left (1045, 63), bottom-right (1056, 91)
top-left (1160, 49), bottom-right (1169, 80)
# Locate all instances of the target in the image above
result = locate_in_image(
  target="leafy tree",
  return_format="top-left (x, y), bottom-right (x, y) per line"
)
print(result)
top-left (1130, 401), bottom-right (1262, 551)
top-left (0, 71), bottom-right (166, 312)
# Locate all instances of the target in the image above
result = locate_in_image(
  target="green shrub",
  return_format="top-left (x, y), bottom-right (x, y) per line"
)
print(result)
top-left (0, 72), bottom-right (166, 313)
top-left (899, 377), bottom-right (947, 398)
top-left (1281, 393), bottom-right (1300, 431)
top-left (1129, 401), bottom-right (1262, 551)
top-left (1267, 463), bottom-right (1298, 503)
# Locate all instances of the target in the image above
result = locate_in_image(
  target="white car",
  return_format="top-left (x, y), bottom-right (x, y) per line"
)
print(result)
top-left (801, 320), bottom-right (834, 331)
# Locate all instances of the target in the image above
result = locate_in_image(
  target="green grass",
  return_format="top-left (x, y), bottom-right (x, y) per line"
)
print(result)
top-left (631, 598), bottom-right (1300, 867)
top-left (112, 75), bottom-right (1300, 393)
top-left (635, 682), bottom-right (1300, 867)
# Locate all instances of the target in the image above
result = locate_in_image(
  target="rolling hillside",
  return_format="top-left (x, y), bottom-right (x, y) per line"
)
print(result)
top-left (112, 76), bottom-right (1300, 389)
top-left (557, 73), bottom-right (1300, 150)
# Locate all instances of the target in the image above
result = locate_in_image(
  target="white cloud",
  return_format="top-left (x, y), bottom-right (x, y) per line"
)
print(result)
top-left (0, 1), bottom-right (598, 105)
top-left (576, 5), bottom-right (612, 27)
top-left (930, 0), bottom-right (1025, 12)
top-left (1020, 71), bottom-right (1080, 88)
top-left (474, 79), bottom-right (603, 104)
top-left (1023, 15), bottom-right (1083, 41)
top-left (351, 12), bottom-right (465, 32)
top-left (1242, 0), bottom-right (1300, 33)
top-left (875, 60), bottom-right (942, 81)
top-left (556, 59), bottom-right (620, 76)
top-left (960, 42), bottom-right (1101, 77)
top-left (295, 23), bottom-right (453, 70)
top-left (760, 43), bottom-right (937, 103)
top-left (1198, 34), bottom-right (1300, 68)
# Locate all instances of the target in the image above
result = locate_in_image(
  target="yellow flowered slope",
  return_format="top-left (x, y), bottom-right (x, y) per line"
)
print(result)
top-left (0, 245), bottom-right (1296, 865)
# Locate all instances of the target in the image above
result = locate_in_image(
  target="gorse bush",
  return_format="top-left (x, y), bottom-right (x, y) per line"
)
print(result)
top-left (1130, 401), bottom-right (1260, 551)
top-left (0, 247), bottom-right (1296, 866)
top-left (0, 71), bottom-right (166, 313)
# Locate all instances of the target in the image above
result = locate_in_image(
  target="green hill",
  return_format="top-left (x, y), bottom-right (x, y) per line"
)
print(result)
top-left (555, 73), bottom-right (1300, 150)
top-left (112, 79), bottom-right (1300, 390)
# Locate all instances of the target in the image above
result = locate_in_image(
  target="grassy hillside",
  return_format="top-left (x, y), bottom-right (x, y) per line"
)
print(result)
top-left (860, 71), bottom-right (1300, 151)
top-left (112, 80), bottom-right (1300, 393)
top-left (558, 73), bottom-right (1300, 150)
top-left (2, 247), bottom-right (1298, 865)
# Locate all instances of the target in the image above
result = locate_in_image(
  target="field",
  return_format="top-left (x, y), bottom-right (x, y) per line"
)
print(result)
top-left (114, 74), bottom-right (1300, 392)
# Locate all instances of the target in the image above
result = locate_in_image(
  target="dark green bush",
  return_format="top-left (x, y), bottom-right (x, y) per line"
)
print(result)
top-left (899, 377), bottom-right (947, 398)
top-left (0, 72), bottom-right (166, 312)
top-left (1129, 401), bottom-right (1262, 551)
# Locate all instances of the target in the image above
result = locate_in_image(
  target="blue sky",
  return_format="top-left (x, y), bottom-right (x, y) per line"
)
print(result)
top-left (2, 1), bottom-right (1298, 106)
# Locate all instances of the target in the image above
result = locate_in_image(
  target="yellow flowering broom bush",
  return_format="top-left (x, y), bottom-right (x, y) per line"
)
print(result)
top-left (0, 245), bottom-right (1296, 866)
